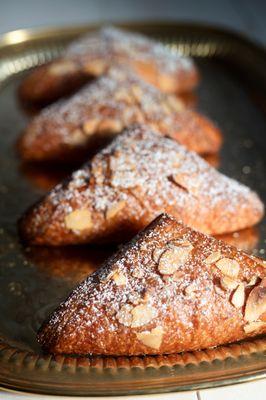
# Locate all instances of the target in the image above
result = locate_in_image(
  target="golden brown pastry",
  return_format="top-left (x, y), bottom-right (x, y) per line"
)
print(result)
top-left (19, 26), bottom-right (199, 105)
top-left (19, 125), bottom-right (264, 246)
top-left (216, 227), bottom-right (259, 254)
top-left (38, 213), bottom-right (266, 356)
top-left (18, 67), bottom-right (220, 163)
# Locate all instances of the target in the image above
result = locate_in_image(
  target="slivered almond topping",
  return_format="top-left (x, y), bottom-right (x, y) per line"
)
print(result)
top-left (152, 247), bottom-right (164, 263)
top-left (131, 304), bottom-right (158, 328)
top-left (220, 276), bottom-right (239, 291)
top-left (244, 321), bottom-right (266, 334)
top-left (231, 283), bottom-right (245, 308)
top-left (173, 270), bottom-right (185, 281)
top-left (116, 304), bottom-right (133, 326)
top-left (205, 251), bottom-right (221, 265)
top-left (66, 128), bottom-right (86, 145)
top-left (83, 119), bottom-right (99, 135)
top-left (216, 258), bottom-right (240, 278)
top-left (131, 84), bottom-right (143, 101)
top-left (136, 326), bottom-right (164, 350)
top-left (167, 95), bottom-right (184, 112)
top-left (106, 201), bottom-right (126, 220)
top-left (132, 268), bottom-right (144, 279)
top-left (114, 89), bottom-right (133, 103)
top-left (185, 283), bottom-right (196, 296)
top-left (158, 243), bottom-right (193, 275)
top-left (244, 279), bottom-right (266, 322)
top-left (112, 271), bottom-right (127, 286)
top-left (100, 269), bottom-right (116, 283)
top-left (84, 59), bottom-right (106, 75)
top-left (49, 60), bottom-right (77, 75)
top-left (98, 119), bottom-right (123, 133)
top-left (65, 209), bottom-right (92, 231)
top-left (247, 276), bottom-right (258, 286)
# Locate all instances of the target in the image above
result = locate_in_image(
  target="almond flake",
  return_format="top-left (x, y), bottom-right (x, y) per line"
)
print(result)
top-left (66, 129), bottom-right (86, 145)
top-left (114, 89), bottom-right (133, 103)
top-left (131, 85), bottom-right (143, 102)
top-left (49, 60), bottom-right (77, 75)
top-left (173, 271), bottom-right (185, 281)
top-left (244, 279), bottom-right (266, 322)
top-left (65, 209), bottom-right (92, 231)
top-left (158, 243), bottom-right (193, 275)
top-left (106, 201), bottom-right (126, 220)
top-left (136, 326), bottom-right (164, 350)
top-left (132, 268), bottom-right (144, 279)
top-left (244, 321), bottom-right (266, 334)
top-left (185, 283), bottom-right (196, 296)
top-left (98, 119), bottom-right (123, 133)
top-left (205, 251), bottom-right (221, 265)
top-left (112, 271), bottom-right (127, 286)
top-left (84, 59), bottom-right (106, 75)
top-left (131, 304), bottom-right (158, 328)
top-left (167, 95), bottom-right (184, 112)
top-left (116, 304), bottom-right (133, 326)
top-left (220, 276), bottom-right (239, 291)
top-left (83, 118), bottom-right (99, 135)
top-left (231, 283), bottom-right (245, 308)
top-left (215, 258), bottom-right (240, 278)
top-left (247, 276), bottom-right (258, 286)
top-left (152, 247), bottom-right (164, 263)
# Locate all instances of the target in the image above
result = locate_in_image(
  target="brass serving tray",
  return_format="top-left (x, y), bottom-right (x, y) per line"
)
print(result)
top-left (0, 22), bottom-right (266, 396)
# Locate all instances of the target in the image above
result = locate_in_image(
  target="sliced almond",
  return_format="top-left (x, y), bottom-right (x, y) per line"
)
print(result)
top-left (132, 268), bottom-right (144, 279)
top-left (98, 119), bottom-right (123, 133)
top-left (205, 251), bottom-right (221, 265)
top-left (131, 85), bottom-right (143, 102)
top-left (215, 258), bottom-right (240, 278)
top-left (49, 60), bottom-right (77, 75)
top-left (220, 276), bottom-right (239, 291)
top-left (83, 118), bottom-right (99, 136)
top-left (185, 283), bottom-right (196, 296)
top-left (106, 201), bottom-right (126, 220)
top-left (231, 283), bottom-right (245, 308)
top-left (131, 304), bottom-right (158, 328)
top-left (136, 326), bottom-right (164, 350)
top-left (152, 247), bottom-right (164, 263)
top-left (244, 321), bottom-right (266, 334)
top-left (116, 304), bottom-right (133, 326)
top-left (112, 271), bottom-right (127, 286)
top-left (158, 243), bottom-right (193, 275)
top-left (65, 209), bottom-right (92, 231)
top-left (173, 270), bottom-right (185, 281)
top-left (247, 276), bottom-right (258, 286)
top-left (167, 95), bottom-right (184, 112)
top-left (65, 128), bottom-right (86, 145)
top-left (84, 59), bottom-right (106, 75)
top-left (114, 89), bottom-right (133, 103)
top-left (244, 279), bottom-right (266, 322)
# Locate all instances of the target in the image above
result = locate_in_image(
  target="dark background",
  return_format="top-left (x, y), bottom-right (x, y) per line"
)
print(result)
top-left (0, 0), bottom-right (266, 46)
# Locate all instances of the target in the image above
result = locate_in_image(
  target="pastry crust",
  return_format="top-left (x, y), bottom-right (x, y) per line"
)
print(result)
top-left (19, 26), bottom-right (199, 105)
top-left (19, 125), bottom-right (264, 245)
top-left (38, 213), bottom-right (266, 356)
top-left (18, 68), bottom-right (221, 162)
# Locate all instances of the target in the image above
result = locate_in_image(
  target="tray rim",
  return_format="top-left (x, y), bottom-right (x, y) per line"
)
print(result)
top-left (0, 21), bottom-right (266, 396)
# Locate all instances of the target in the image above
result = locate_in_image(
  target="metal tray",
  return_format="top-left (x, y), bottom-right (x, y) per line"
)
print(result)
top-left (0, 22), bottom-right (265, 396)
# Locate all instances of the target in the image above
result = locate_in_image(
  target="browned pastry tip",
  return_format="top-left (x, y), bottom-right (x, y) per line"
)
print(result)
top-left (37, 213), bottom-right (266, 356)
top-left (18, 67), bottom-right (221, 163)
top-left (18, 26), bottom-right (199, 105)
top-left (19, 125), bottom-right (263, 246)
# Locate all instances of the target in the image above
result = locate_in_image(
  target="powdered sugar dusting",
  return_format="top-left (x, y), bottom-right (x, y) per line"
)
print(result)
top-left (66, 26), bottom-right (194, 73)
top-left (24, 125), bottom-right (264, 246)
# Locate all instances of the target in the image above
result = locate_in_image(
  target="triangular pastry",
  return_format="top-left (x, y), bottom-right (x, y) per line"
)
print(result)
top-left (38, 214), bottom-right (266, 355)
top-left (19, 26), bottom-right (198, 105)
top-left (20, 125), bottom-right (264, 245)
top-left (18, 68), bottom-right (221, 162)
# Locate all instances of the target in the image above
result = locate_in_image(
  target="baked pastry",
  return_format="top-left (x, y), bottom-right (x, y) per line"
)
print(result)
top-left (18, 68), bottom-right (220, 162)
top-left (19, 26), bottom-right (198, 105)
top-left (38, 213), bottom-right (266, 355)
top-left (19, 125), bottom-right (264, 245)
